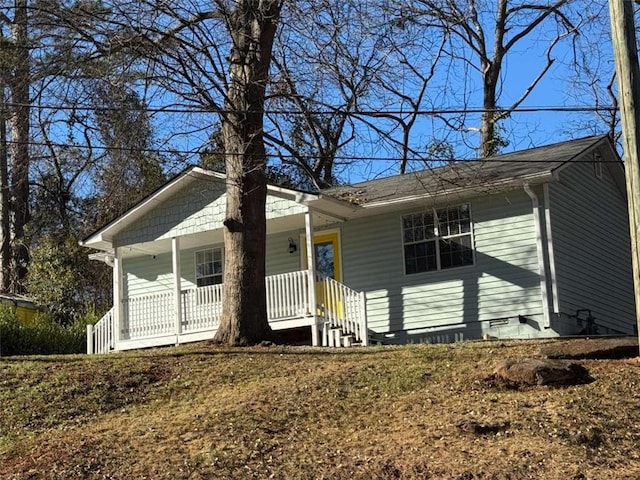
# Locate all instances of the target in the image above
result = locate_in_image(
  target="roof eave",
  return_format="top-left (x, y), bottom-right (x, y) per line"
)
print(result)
top-left (357, 172), bottom-right (556, 210)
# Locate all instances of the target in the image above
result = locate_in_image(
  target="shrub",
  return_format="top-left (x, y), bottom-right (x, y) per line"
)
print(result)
top-left (0, 307), bottom-right (89, 356)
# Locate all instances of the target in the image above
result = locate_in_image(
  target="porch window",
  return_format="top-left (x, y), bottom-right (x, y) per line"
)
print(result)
top-left (402, 204), bottom-right (473, 274)
top-left (195, 248), bottom-right (223, 286)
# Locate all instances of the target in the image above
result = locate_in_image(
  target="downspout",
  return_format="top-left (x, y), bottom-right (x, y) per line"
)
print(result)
top-left (524, 183), bottom-right (551, 328)
top-left (543, 184), bottom-right (560, 313)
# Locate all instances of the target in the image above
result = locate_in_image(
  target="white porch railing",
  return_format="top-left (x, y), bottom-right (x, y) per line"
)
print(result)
top-left (266, 270), bottom-right (313, 319)
top-left (317, 277), bottom-right (368, 346)
top-left (181, 283), bottom-right (223, 333)
top-left (86, 307), bottom-right (115, 355)
top-left (87, 270), bottom-right (368, 353)
top-left (125, 292), bottom-right (174, 338)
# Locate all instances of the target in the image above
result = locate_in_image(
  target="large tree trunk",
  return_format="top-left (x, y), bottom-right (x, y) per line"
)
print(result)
top-left (214, 0), bottom-right (281, 346)
top-left (8, 0), bottom-right (30, 292)
top-left (0, 86), bottom-right (10, 293)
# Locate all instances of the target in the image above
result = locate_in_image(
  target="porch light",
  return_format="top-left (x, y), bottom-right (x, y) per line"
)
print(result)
top-left (288, 237), bottom-right (297, 254)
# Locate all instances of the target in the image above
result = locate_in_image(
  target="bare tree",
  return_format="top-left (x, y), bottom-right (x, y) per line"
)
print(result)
top-left (409, 0), bottom-right (578, 157)
top-left (265, 2), bottom-right (393, 188)
top-left (565, 3), bottom-right (620, 143)
top-left (0, 0), bottom-right (31, 292)
top-left (31, 0), bottom-right (285, 342)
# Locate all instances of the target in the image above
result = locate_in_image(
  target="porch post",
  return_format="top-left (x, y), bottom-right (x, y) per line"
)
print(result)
top-left (86, 324), bottom-right (94, 355)
top-left (172, 237), bottom-right (182, 344)
top-left (305, 208), bottom-right (319, 346)
top-left (113, 247), bottom-right (124, 347)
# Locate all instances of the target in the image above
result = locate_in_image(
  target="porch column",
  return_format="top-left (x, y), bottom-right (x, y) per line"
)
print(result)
top-left (113, 246), bottom-right (124, 346)
top-left (305, 208), bottom-right (319, 346)
top-left (172, 237), bottom-right (182, 343)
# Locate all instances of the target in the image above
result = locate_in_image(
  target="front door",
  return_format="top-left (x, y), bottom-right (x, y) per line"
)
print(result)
top-left (303, 231), bottom-right (343, 319)
top-left (312, 231), bottom-right (341, 282)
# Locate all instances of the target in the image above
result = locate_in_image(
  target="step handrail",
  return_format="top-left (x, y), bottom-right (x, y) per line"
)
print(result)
top-left (317, 277), bottom-right (368, 345)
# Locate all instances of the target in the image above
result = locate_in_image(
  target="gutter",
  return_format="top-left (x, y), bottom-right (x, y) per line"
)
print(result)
top-left (357, 172), bottom-right (555, 210)
top-left (524, 183), bottom-right (551, 328)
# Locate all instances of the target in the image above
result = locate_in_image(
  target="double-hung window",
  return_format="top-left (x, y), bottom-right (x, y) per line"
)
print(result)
top-left (195, 248), bottom-right (223, 286)
top-left (402, 204), bottom-right (473, 274)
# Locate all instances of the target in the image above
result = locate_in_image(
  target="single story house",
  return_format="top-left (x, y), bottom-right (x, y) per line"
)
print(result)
top-left (82, 135), bottom-right (635, 354)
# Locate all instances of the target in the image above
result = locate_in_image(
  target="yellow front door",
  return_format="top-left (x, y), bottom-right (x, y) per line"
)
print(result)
top-left (304, 231), bottom-right (343, 319)
top-left (312, 232), bottom-right (341, 282)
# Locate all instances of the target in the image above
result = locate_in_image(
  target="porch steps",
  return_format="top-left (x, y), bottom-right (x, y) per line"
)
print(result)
top-left (322, 324), bottom-right (366, 347)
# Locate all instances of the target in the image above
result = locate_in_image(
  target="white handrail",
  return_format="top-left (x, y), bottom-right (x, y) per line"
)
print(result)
top-left (125, 291), bottom-right (174, 338)
top-left (317, 277), bottom-right (368, 345)
top-left (265, 270), bottom-right (312, 320)
top-left (181, 283), bottom-right (223, 332)
top-left (87, 307), bottom-right (115, 354)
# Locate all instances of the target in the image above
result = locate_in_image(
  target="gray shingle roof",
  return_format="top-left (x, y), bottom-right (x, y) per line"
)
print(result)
top-left (323, 135), bottom-right (610, 205)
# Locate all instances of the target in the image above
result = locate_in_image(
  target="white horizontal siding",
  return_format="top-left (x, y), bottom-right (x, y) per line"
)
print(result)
top-left (124, 253), bottom-right (174, 298)
top-left (341, 191), bottom-right (542, 337)
top-left (123, 231), bottom-right (302, 299)
top-left (264, 230), bottom-right (304, 275)
top-left (549, 158), bottom-right (634, 333)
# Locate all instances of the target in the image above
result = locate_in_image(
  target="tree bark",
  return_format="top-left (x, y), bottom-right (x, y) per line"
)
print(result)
top-left (214, 0), bottom-right (281, 345)
top-left (8, 0), bottom-right (30, 292)
top-left (0, 84), bottom-right (10, 292)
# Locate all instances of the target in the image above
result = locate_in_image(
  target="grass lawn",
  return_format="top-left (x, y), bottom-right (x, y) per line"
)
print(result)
top-left (1, 339), bottom-right (640, 479)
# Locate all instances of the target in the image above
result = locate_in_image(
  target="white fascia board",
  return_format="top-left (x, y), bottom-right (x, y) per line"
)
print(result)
top-left (304, 194), bottom-right (360, 221)
top-left (267, 184), bottom-right (320, 203)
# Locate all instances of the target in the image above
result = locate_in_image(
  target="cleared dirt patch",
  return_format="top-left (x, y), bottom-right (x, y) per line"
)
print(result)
top-left (539, 336), bottom-right (639, 360)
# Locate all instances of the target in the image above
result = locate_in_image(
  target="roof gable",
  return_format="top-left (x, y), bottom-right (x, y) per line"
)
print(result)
top-left (82, 167), bottom-right (318, 251)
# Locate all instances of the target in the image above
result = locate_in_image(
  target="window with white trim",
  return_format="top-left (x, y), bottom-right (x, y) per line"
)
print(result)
top-left (195, 248), bottom-right (223, 286)
top-left (402, 204), bottom-right (474, 274)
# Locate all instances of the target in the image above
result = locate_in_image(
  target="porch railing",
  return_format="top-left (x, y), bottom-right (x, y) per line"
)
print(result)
top-left (88, 269), bottom-right (368, 353)
top-left (181, 283), bottom-right (223, 333)
top-left (266, 270), bottom-right (313, 319)
top-left (125, 291), bottom-right (174, 338)
top-left (86, 307), bottom-right (115, 355)
top-left (317, 277), bottom-right (368, 346)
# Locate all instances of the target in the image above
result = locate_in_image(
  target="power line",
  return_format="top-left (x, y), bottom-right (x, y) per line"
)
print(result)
top-left (7, 138), bottom-right (621, 164)
top-left (2, 101), bottom-right (620, 116)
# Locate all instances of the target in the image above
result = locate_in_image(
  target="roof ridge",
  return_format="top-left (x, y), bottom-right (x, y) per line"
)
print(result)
top-left (327, 135), bottom-right (608, 191)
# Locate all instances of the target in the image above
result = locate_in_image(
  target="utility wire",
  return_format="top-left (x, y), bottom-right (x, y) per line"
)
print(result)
top-left (6, 138), bottom-right (621, 163)
top-left (2, 101), bottom-right (620, 115)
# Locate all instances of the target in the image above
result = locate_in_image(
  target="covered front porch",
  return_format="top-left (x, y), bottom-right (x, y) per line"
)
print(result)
top-left (87, 269), bottom-right (368, 354)
top-left (82, 168), bottom-right (369, 354)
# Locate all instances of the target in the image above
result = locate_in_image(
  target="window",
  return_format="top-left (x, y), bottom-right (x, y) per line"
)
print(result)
top-left (402, 204), bottom-right (473, 274)
top-left (195, 248), bottom-right (223, 286)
